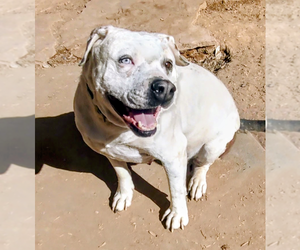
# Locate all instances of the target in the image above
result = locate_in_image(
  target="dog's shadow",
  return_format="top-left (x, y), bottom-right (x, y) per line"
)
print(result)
top-left (36, 112), bottom-right (170, 218)
top-left (0, 115), bottom-right (35, 174)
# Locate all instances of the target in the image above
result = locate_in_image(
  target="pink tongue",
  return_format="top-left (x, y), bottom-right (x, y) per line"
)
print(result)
top-left (130, 110), bottom-right (156, 127)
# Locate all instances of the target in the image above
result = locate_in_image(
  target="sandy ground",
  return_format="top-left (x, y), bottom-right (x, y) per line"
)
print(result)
top-left (266, 0), bottom-right (300, 120)
top-left (36, 129), bottom-right (265, 249)
top-left (35, 0), bottom-right (266, 249)
top-left (35, 0), bottom-right (266, 121)
top-left (266, 132), bottom-right (300, 249)
top-left (265, 1), bottom-right (300, 249)
top-left (35, 63), bottom-right (266, 249)
top-left (1, 0), bottom-right (299, 249)
top-left (0, 1), bottom-right (35, 250)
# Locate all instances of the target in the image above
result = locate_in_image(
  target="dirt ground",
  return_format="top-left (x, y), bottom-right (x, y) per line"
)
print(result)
top-left (0, 1), bottom-right (35, 250)
top-left (36, 0), bottom-right (265, 121)
top-left (266, 0), bottom-right (300, 120)
top-left (35, 0), bottom-right (267, 249)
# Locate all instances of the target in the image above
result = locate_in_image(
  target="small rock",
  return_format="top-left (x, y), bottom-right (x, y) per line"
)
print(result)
top-left (9, 63), bottom-right (19, 68)
top-left (198, 1), bottom-right (207, 11)
top-left (42, 63), bottom-right (50, 68)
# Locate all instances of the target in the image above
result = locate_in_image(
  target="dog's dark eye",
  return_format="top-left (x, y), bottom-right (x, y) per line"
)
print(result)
top-left (119, 56), bottom-right (133, 65)
top-left (165, 60), bottom-right (173, 71)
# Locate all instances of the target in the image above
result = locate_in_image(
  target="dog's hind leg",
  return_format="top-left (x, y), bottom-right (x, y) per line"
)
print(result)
top-left (187, 155), bottom-right (210, 201)
top-left (188, 133), bottom-right (234, 201)
top-left (109, 159), bottom-right (135, 212)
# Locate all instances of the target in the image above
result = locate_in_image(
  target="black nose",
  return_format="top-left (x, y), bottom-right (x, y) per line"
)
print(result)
top-left (150, 79), bottom-right (176, 107)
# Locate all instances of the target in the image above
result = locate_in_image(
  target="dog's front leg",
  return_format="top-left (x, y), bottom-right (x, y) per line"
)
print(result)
top-left (161, 154), bottom-right (189, 231)
top-left (108, 159), bottom-right (134, 212)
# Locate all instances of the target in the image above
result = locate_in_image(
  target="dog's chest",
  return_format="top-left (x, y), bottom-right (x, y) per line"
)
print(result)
top-left (101, 132), bottom-right (154, 164)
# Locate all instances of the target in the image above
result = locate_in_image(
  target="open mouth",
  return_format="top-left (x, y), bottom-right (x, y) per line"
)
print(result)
top-left (107, 95), bottom-right (161, 137)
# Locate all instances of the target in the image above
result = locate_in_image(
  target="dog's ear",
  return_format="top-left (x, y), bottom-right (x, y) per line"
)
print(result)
top-left (157, 34), bottom-right (189, 67)
top-left (79, 26), bottom-right (110, 66)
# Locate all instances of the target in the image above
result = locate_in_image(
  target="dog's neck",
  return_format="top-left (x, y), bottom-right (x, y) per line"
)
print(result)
top-left (86, 83), bottom-right (107, 122)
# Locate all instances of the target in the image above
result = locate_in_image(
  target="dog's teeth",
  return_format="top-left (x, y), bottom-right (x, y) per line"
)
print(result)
top-left (137, 121), bottom-right (143, 128)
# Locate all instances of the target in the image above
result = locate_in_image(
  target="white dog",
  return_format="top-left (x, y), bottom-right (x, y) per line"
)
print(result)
top-left (74, 26), bottom-right (239, 231)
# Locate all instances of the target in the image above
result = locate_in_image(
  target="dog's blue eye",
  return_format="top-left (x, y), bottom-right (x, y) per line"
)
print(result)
top-left (119, 57), bottom-right (133, 65)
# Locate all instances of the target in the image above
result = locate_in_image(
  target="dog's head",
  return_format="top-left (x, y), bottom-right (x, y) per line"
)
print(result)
top-left (79, 26), bottom-right (189, 137)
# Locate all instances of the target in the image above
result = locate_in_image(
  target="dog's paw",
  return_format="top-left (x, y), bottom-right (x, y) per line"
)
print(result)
top-left (188, 174), bottom-right (207, 201)
top-left (161, 206), bottom-right (189, 232)
top-left (112, 189), bottom-right (133, 212)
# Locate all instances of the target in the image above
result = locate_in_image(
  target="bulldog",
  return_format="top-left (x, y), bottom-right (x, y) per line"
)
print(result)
top-left (74, 26), bottom-right (240, 231)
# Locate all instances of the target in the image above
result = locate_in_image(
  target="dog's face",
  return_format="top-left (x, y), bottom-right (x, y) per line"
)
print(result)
top-left (80, 26), bottom-right (189, 137)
